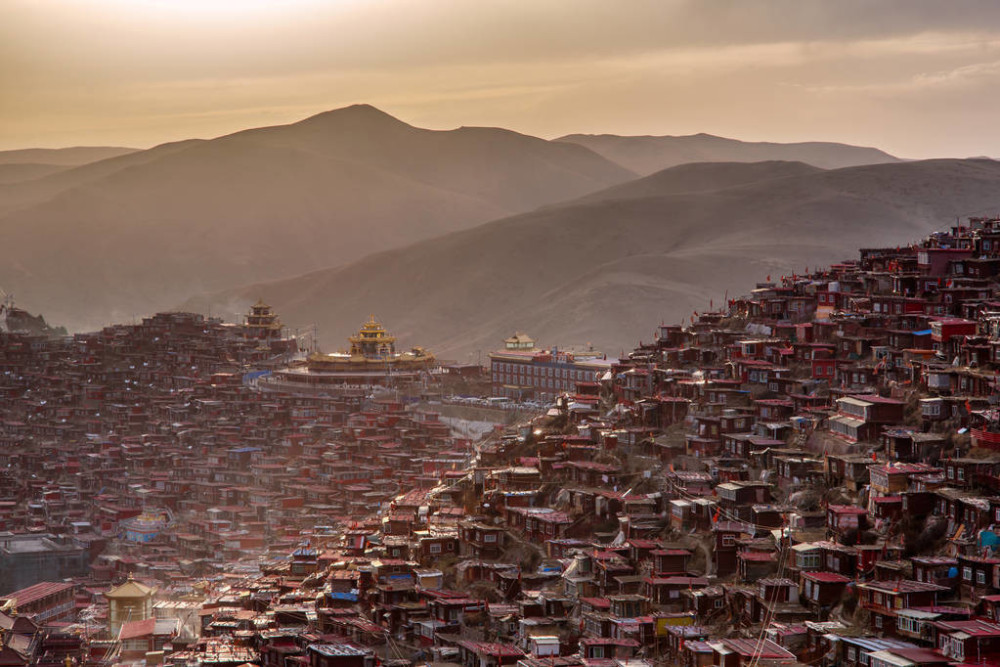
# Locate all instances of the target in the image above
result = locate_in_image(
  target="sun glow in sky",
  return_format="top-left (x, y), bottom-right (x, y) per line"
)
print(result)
top-left (5, 0), bottom-right (1000, 157)
top-left (105, 0), bottom-right (340, 18)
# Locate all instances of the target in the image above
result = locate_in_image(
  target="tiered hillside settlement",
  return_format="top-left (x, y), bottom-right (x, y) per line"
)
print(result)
top-left (9, 218), bottom-right (1000, 666)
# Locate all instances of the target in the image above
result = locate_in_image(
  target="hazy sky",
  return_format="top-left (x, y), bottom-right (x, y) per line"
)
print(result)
top-left (4, 0), bottom-right (1000, 157)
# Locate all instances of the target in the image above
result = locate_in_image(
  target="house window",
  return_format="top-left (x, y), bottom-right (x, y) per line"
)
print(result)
top-left (978, 571), bottom-right (987, 585)
top-left (714, 599), bottom-right (724, 609)
top-left (430, 543), bottom-right (442, 554)
top-left (958, 468), bottom-right (965, 481)
top-left (722, 534), bottom-right (736, 547)
top-left (483, 533), bottom-right (497, 543)
top-left (875, 615), bottom-right (883, 629)
top-left (964, 567), bottom-right (973, 581)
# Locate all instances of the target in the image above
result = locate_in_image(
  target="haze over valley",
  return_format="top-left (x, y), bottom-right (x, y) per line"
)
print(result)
top-left (185, 154), bottom-right (1000, 358)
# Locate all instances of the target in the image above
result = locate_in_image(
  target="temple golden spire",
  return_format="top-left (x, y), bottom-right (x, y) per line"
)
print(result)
top-left (348, 315), bottom-right (396, 359)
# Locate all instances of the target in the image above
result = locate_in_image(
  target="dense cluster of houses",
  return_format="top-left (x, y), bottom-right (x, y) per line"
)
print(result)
top-left (0, 309), bottom-right (472, 665)
top-left (9, 217), bottom-right (1000, 667)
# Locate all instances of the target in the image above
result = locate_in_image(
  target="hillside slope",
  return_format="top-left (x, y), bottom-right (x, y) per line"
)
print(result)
top-left (0, 164), bottom-right (67, 185)
top-left (186, 159), bottom-right (1000, 359)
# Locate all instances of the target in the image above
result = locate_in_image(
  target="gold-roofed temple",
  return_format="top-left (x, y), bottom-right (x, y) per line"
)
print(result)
top-left (262, 316), bottom-right (436, 393)
top-left (244, 299), bottom-right (283, 337)
top-left (347, 315), bottom-right (396, 359)
top-left (242, 299), bottom-right (297, 355)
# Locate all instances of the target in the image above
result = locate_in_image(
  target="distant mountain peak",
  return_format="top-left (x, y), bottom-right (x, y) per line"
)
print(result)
top-left (298, 103), bottom-right (410, 129)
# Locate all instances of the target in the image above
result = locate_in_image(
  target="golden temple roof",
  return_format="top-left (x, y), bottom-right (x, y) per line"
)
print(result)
top-left (304, 316), bottom-right (435, 370)
top-left (349, 315), bottom-right (395, 344)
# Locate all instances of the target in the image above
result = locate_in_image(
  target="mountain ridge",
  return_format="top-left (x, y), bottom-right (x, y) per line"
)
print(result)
top-left (556, 132), bottom-right (900, 175)
top-left (0, 146), bottom-right (138, 167)
top-left (574, 160), bottom-right (823, 202)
